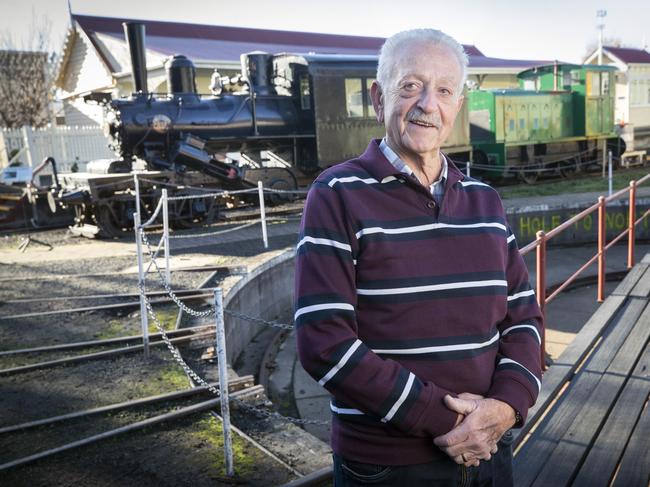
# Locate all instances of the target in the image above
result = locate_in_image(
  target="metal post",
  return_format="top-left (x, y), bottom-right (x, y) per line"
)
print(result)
top-left (134, 211), bottom-right (150, 358)
top-left (214, 288), bottom-right (234, 476)
top-left (162, 189), bottom-right (171, 284)
top-left (535, 231), bottom-right (547, 370)
top-left (133, 173), bottom-right (141, 218)
top-left (608, 151), bottom-right (613, 196)
top-left (598, 196), bottom-right (606, 303)
top-left (628, 180), bottom-right (636, 269)
top-left (258, 181), bottom-right (268, 249)
top-left (21, 126), bottom-right (34, 169)
top-left (601, 139), bottom-right (607, 178)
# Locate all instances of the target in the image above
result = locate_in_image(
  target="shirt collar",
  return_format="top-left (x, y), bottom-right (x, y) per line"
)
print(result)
top-left (379, 137), bottom-right (448, 187)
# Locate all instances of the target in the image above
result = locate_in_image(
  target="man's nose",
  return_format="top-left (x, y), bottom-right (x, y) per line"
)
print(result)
top-left (417, 88), bottom-right (440, 114)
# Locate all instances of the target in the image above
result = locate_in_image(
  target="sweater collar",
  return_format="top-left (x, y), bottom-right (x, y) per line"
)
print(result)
top-left (357, 139), bottom-right (465, 188)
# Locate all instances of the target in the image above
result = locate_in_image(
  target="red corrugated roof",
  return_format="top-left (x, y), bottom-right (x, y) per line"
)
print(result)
top-left (605, 46), bottom-right (650, 64)
top-left (73, 14), bottom-right (487, 60)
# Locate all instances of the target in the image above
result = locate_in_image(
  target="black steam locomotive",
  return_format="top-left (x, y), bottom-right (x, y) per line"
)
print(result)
top-left (57, 22), bottom-right (470, 237)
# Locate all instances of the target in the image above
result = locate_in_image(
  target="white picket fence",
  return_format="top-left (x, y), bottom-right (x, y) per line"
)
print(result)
top-left (0, 125), bottom-right (115, 172)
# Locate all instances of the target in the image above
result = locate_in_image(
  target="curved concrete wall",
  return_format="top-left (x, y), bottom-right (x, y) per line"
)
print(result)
top-left (223, 249), bottom-right (295, 363)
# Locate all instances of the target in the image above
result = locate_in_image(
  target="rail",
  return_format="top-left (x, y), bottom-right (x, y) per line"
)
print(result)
top-left (519, 172), bottom-right (650, 368)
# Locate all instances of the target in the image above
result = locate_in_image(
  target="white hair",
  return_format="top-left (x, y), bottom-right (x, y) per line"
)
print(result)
top-left (376, 29), bottom-right (468, 92)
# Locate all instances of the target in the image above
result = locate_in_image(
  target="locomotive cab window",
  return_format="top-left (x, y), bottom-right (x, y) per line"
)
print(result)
top-left (299, 74), bottom-right (311, 110)
top-left (345, 78), bottom-right (364, 117)
top-left (601, 73), bottom-right (610, 95)
top-left (588, 72), bottom-right (602, 96)
top-left (345, 77), bottom-right (375, 118)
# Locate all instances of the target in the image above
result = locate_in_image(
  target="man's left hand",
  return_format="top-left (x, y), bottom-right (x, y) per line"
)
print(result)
top-left (433, 395), bottom-right (516, 466)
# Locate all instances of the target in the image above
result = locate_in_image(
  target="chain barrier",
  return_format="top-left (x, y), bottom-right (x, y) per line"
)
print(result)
top-left (166, 187), bottom-right (260, 202)
top-left (137, 277), bottom-right (327, 426)
top-left (167, 221), bottom-right (261, 240)
top-left (140, 227), bottom-right (215, 318)
top-left (140, 226), bottom-right (297, 331)
top-left (225, 309), bottom-right (294, 331)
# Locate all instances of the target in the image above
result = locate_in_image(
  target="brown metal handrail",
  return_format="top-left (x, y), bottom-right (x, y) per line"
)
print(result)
top-left (519, 172), bottom-right (650, 368)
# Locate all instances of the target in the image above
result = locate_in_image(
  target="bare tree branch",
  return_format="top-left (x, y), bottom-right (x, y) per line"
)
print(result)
top-left (0, 10), bottom-right (58, 128)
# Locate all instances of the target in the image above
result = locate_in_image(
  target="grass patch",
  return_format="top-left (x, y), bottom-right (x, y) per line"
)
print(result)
top-left (192, 415), bottom-right (265, 477)
top-left (498, 167), bottom-right (650, 200)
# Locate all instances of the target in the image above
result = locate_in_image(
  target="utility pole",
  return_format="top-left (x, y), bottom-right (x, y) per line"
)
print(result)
top-left (597, 9), bottom-right (607, 64)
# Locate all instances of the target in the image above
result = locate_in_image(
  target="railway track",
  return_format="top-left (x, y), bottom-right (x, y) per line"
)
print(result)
top-left (0, 375), bottom-right (263, 471)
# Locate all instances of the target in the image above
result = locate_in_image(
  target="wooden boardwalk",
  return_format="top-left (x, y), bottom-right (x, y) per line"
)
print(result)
top-left (513, 254), bottom-right (650, 486)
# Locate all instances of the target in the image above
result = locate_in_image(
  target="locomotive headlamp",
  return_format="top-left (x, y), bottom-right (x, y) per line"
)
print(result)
top-left (151, 114), bottom-right (172, 134)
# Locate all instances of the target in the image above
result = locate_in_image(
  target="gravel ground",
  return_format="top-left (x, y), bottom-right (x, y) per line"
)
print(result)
top-left (0, 223), bottom-right (305, 486)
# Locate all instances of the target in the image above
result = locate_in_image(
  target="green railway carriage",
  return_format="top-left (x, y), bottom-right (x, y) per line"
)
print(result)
top-left (468, 64), bottom-right (621, 183)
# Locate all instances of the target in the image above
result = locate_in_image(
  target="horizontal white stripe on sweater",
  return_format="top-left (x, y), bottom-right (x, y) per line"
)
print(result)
top-left (460, 180), bottom-right (491, 188)
top-left (502, 324), bottom-right (541, 344)
top-left (294, 302), bottom-right (354, 321)
top-left (319, 340), bottom-right (363, 386)
top-left (330, 402), bottom-right (364, 415)
top-left (499, 357), bottom-right (541, 392)
top-left (296, 236), bottom-right (352, 253)
top-left (355, 221), bottom-right (507, 239)
top-left (507, 289), bottom-right (535, 302)
top-left (507, 234), bottom-right (516, 244)
top-left (357, 279), bottom-right (507, 296)
top-left (381, 372), bottom-right (416, 423)
top-left (372, 330), bottom-right (500, 355)
top-left (327, 175), bottom-right (399, 187)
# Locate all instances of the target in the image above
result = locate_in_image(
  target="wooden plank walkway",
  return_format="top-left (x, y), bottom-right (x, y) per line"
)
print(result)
top-left (513, 254), bottom-right (650, 487)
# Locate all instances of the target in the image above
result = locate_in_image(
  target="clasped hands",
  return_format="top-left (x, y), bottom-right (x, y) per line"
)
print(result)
top-left (433, 393), bottom-right (516, 468)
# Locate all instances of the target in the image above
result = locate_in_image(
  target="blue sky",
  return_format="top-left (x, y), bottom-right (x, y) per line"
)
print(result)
top-left (0, 0), bottom-right (648, 63)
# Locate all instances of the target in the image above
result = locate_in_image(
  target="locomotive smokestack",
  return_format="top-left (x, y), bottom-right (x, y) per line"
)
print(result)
top-left (241, 52), bottom-right (276, 95)
top-left (123, 22), bottom-right (148, 95)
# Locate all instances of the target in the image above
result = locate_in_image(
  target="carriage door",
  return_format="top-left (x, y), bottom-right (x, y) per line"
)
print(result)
top-left (586, 71), bottom-right (603, 135)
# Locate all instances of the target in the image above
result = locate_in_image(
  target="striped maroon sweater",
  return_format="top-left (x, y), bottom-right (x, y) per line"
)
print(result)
top-left (294, 140), bottom-right (543, 465)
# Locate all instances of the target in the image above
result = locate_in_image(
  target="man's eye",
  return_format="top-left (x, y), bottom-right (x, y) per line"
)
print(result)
top-left (403, 82), bottom-right (418, 90)
top-left (440, 88), bottom-right (452, 95)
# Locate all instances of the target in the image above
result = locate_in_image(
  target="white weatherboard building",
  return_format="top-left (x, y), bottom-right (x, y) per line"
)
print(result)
top-left (584, 45), bottom-right (650, 149)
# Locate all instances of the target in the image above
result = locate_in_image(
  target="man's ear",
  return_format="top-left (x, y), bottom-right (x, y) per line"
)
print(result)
top-left (370, 80), bottom-right (384, 123)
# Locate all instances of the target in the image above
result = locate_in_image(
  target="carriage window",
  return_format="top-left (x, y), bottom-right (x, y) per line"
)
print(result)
top-left (562, 71), bottom-right (571, 89)
top-left (345, 78), bottom-right (364, 117)
top-left (299, 74), bottom-right (310, 110)
top-left (366, 78), bottom-right (376, 117)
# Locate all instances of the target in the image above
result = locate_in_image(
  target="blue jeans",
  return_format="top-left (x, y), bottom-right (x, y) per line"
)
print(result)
top-left (333, 430), bottom-right (514, 487)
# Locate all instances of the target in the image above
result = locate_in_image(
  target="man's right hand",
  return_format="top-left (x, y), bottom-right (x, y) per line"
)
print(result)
top-left (435, 394), bottom-right (513, 467)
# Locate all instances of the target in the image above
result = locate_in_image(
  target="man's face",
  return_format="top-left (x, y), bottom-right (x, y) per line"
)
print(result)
top-left (371, 41), bottom-right (464, 163)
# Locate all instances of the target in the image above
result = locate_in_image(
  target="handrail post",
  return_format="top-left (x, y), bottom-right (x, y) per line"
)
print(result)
top-left (598, 196), bottom-right (606, 303)
top-left (536, 230), bottom-right (547, 370)
top-left (628, 180), bottom-right (636, 269)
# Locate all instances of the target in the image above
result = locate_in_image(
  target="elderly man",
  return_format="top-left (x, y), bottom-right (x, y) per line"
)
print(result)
top-left (294, 28), bottom-right (542, 486)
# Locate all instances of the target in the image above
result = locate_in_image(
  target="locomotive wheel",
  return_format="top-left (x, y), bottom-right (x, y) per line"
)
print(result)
top-left (559, 158), bottom-right (580, 179)
top-left (244, 168), bottom-right (298, 206)
top-left (518, 165), bottom-right (541, 185)
top-left (170, 195), bottom-right (218, 230)
top-left (95, 200), bottom-right (133, 239)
